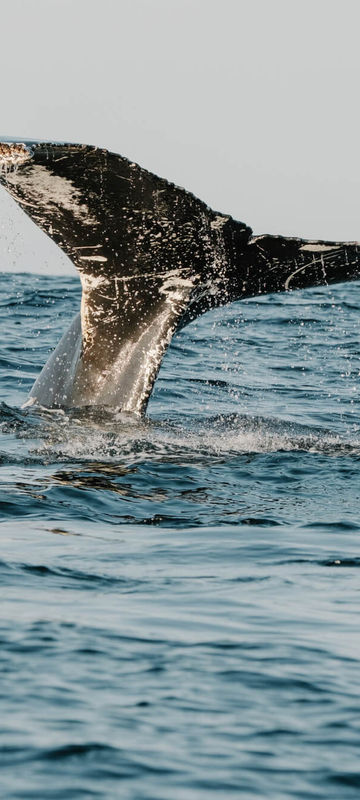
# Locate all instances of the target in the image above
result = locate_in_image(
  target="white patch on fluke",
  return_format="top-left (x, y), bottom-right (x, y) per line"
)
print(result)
top-left (300, 244), bottom-right (340, 253)
top-left (6, 164), bottom-right (98, 226)
top-left (79, 255), bottom-right (108, 262)
top-left (159, 274), bottom-right (195, 305)
top-left (79, 273), bottom-right (111, 346)
top-left (210, 215), bottom-right (229, 231)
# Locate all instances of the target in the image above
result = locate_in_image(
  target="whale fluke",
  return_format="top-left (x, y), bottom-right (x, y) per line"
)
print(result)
top-left (0, 139), bottom-right (359, 414)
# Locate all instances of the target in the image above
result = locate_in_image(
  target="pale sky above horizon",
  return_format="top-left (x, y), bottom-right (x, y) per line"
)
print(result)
top-left (0, 0), bottom-right (359, 275)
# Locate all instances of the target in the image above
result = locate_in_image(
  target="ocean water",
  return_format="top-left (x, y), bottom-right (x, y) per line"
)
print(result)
top-left (1, 270), bottom-right (360, 799)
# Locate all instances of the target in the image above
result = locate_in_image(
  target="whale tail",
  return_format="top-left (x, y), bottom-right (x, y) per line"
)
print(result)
top-left (0, 140), bottom-right (359, 413)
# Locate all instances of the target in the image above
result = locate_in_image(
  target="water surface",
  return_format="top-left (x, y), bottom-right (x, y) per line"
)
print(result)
top-left (1, 272), bottom-right (360, 799)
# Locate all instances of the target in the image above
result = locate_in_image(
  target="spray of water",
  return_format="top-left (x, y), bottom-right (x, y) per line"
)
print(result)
top-left (2, 404), bottom-right (359, 464)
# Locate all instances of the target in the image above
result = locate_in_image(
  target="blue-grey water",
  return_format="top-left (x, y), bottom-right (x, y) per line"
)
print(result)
top-left (1, 271), bottom-right (360, 799)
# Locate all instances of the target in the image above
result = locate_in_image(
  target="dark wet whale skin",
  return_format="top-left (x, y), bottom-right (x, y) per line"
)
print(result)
top-left (0, 139), bottom-right (358, 413)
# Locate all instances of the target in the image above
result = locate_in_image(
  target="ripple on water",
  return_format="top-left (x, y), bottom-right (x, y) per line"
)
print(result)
top-left (1, 272), bottom-right (360, 799)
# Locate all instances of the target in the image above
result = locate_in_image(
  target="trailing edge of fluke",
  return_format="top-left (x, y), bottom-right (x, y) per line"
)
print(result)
top-left (0, 139), bottom-right (359, 414)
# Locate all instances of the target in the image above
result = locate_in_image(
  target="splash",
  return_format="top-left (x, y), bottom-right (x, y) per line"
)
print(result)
top-left (2, 404), bottom-right (359, 463)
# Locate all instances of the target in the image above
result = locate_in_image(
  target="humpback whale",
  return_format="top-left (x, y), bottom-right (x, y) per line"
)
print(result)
top-left (0, 139), bottom-right (359, 414)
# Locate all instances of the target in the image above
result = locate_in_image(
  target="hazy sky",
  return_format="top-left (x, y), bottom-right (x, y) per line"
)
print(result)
top-left (0, 0), bottom-right (359, 274)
